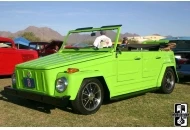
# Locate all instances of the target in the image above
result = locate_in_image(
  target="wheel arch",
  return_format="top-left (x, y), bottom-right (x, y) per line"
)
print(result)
top-left (80, 76), bottom-right (110, 102)
top-left (67, 70), bottom-right (111, 101)
top-left (157, 64), bottom-right (179, 87)
top-left (70, 76), bottom-right (109, 115)
top-left (95, 76), bottom-right (110, 102)
top-left (170, 66), bottom-right (178, 83)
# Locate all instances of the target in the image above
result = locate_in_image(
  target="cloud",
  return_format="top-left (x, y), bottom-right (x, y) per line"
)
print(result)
top-left (6, 10), bottom-right (37, 14)
top-left (2, 9), bottom-right (48, 16)
top-left (49, 11), bottom-right (134, 17)
top-left (1, 7), bottom-right (135, 20)
top-left (0, 3), bottom-right (11, 6)
top-left (184, 8), bottom-right (190, 11)
top-left (1, 8), bottom-right (89, 17)
top-left (62, 12), bottom-right (89, 16)
top-left (34, 23), bottom-right (62, 27)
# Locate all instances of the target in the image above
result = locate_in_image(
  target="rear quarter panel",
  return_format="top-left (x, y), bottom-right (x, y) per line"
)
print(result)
top-left (157, 51), bottom-right (178, 86)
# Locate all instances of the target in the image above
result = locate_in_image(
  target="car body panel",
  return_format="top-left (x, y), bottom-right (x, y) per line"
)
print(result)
top-left (16, 52), bottom-right (112, 69)
top-left (0, 37), bottom-right (38, 75)
top-left (143, 37), bottom-right (190, 78)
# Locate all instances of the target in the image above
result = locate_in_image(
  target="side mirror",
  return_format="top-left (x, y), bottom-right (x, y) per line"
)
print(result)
top-left (91, 32), bottom-right (96, 37)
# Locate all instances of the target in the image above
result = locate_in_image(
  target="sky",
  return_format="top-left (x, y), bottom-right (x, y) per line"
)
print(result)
top-left (0, 1), bottom-right (190, 36)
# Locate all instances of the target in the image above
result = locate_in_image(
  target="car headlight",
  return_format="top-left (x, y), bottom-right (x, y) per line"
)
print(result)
top-left (55, 77), bottom-right (68, 93)
top-left (12, 73), bottom-right (16, 84)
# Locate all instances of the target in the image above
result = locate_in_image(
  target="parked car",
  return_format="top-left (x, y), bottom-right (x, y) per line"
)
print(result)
top-left (143, 37), bottom-right (190, 78)
top-left (4, 25), bottom-right (178, 115)
top-left (0, 37), bottom-right (38, 76)
top-left (44, 40), bottom-right (63, 56)
top-left (28, 41), bottom-right (49, 56)
top-left (28, 40), bottom-right (63, 57)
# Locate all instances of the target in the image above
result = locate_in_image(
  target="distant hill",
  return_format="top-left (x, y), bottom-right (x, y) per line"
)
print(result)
top-left (0, 31), bottom-right (13, 37)
top-left (123, 32), bottom-right (139, 37)
top-left (0, 26), bottom-right (63, 41)
top-left (0, 26), bottom-right (140, 41)
top-left (165, 35), bottom-right (173, 38)
top-left (152, 34), bottom-right (161, 36)
top-left (16, 26), bottom-right (64, 41)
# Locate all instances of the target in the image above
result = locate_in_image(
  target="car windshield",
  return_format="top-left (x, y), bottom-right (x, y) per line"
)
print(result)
top-left (29, 43), bottom-right (47, 50)
top-left (64, 29), bottom-right (118, 49)
top-left (0, 42), bottom-right (12, 48)
top-left (171, 40), bottom-right (190, 51)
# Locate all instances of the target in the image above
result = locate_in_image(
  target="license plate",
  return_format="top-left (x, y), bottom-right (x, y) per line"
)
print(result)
top-left (23, 78), bottom-right (35, 88)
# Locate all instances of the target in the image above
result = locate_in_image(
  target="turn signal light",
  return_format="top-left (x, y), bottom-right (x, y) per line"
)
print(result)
top-left (67, 68), bottom-right (79, 74)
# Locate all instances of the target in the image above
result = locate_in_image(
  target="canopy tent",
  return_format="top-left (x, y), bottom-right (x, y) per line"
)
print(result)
top-left (14, 37), bottom-right (30, 49)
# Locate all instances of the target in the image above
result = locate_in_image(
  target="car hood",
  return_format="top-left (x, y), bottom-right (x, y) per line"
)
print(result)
top-left (16, 52), bottom-right (112, 70)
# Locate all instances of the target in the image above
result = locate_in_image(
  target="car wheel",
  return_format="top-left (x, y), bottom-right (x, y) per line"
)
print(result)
top-left (160, 68), bottom-right (175, 94)
top-left (71, 78), bottom-right (104, 115)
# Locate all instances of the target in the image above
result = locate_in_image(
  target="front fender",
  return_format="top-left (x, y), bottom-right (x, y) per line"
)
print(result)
top-left (157, 63), bottom-right (179, 87)
top-left (55, 70), bottom-right (104, 100)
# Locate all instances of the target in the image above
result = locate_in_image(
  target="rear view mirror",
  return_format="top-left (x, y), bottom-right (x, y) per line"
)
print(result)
top-left (91, 32), bottom-right (96, 37)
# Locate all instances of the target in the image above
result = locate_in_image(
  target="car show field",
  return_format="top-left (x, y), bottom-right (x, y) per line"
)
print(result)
top-left (0, 76), bottom-right (190, 126)
top-left (0, 24), bottom-right (189, 126)
top-left (2, 25), bottom-right (180, 115)
top-left (1, 1), bottom-right (190, 127)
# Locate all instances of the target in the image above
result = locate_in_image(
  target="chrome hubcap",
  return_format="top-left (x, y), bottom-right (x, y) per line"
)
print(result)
top-left (81, 82), bottom-right (101, 111)
top-left (89, 93), bottom-right (95, 100)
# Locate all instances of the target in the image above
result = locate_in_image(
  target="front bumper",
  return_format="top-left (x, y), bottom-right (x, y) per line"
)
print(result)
top-left (4, 86), bottom-right (70, 107)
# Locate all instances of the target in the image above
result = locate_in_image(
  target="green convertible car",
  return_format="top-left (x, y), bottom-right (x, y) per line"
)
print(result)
top-left (4, 25), bottom-right (178, 115)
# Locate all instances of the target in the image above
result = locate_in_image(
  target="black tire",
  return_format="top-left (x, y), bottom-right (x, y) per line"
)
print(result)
top-left (160, 68), bottom-right (175, 94)
top-left (71, 78), bottom-right (104, 115)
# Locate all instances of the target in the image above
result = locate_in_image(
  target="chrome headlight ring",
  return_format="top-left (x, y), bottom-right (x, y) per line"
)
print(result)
top-left (55, 77), bottom-right (68, 93)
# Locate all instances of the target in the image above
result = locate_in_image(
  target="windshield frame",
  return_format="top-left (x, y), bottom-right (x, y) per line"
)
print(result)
top-left (59, 26), bottom-right (121, 52)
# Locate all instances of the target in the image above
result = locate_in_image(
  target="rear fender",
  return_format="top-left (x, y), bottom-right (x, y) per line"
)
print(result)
top-left (157, 63), bottom-right (179, 87)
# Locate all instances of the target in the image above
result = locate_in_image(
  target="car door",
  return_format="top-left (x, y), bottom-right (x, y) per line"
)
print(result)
top-left (116, 48), bottom-right (143, 94)
top-left (142, 51), bottom-right (163, 87)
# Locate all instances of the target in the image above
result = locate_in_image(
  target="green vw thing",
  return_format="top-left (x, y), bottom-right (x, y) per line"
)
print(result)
top-left (4, 25), bottom-right (178, 115)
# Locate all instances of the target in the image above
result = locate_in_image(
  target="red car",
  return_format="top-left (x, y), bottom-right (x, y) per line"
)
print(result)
top-left (0, 37), bottom-right (38, 76)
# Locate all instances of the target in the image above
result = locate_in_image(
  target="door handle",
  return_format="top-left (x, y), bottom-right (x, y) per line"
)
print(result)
top-left (134, 57), bottom-right (141, 60)
top-left (156, 56), bottom-right (161, 59)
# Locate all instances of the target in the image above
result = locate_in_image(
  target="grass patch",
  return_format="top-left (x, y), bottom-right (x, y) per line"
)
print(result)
top-left (0, 78), bottom-right (189, 126)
